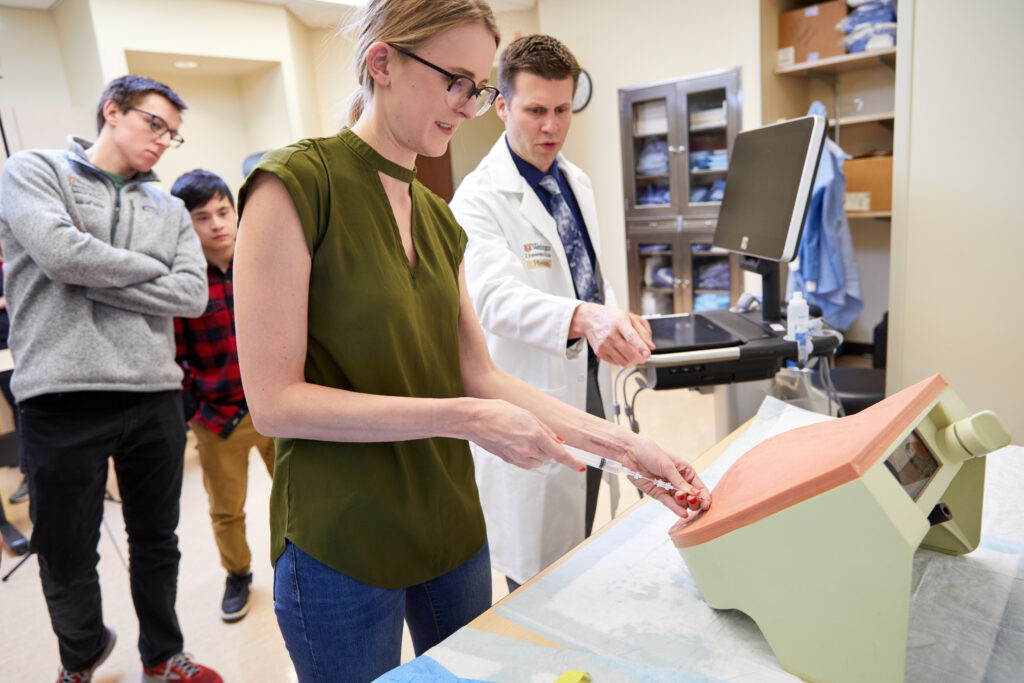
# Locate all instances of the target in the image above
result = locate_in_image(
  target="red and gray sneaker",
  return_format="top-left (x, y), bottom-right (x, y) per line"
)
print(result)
top-left (56, 626), bottom-right (116, 683)
top-left (142, 652), bottom-right (222, 682)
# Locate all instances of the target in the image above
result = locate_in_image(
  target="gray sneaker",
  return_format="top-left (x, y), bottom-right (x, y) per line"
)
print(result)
top-left (56, 626), bottom-right (116, 683)
top-left (8, 476), bottom-right (28, 504)
top-left (221, 572), bottom-right (252, 623)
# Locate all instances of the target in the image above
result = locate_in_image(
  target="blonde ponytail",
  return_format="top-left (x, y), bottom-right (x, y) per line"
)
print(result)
top-left (346, 88), bottom-right (369, 127)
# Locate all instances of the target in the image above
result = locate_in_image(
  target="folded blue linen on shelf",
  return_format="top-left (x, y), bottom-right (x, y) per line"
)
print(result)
top-left (689, 149), bottom-right (729, 171)
top-left (636, 138), bottom-right (669, 175)
top-left (651, 266), bottom-right (674, 288)
top-left (694, 293), bottom-right (731, 312)
top-left (839, 0), bottom-right (897, 52)
top-left (839, 0), bottom-right (896, 32)
top-left (844, 22), bottom-right (897, 52)
top-left (638, 243), bottom-right (671, 254)
top-left (690, 178), bottom-right (726, 203)
top-left (638, 184), bottom-right (671, 205)
top-left (707, 178), bottom-right (726, 202)
top-left (696, 260), bottom-right (730, 290)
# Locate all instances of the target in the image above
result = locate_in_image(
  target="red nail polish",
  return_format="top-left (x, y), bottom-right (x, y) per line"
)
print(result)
top-left (556, 436), bottom-right (565, 443)
top-left (578, 467), bottom-right (586, 472)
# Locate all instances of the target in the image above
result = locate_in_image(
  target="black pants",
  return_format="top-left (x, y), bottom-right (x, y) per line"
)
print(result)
top-left (583, 353), bottom-right (604, 538)
top-left (21, 390), bottom-right (186, 671)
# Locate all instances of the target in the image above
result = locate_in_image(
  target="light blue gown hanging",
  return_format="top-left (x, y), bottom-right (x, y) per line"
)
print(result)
top-left (786, 101), bottom-right (864, 331)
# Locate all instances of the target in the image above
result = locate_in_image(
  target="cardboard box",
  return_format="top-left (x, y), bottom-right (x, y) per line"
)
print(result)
top-left (844, 156), bottom-right (892, 212)
top-left (778, 0), bottom-right (847, 67)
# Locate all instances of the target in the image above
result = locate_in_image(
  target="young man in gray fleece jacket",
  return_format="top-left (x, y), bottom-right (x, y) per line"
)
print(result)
top-left (0, 75), bottom-right (222, 683)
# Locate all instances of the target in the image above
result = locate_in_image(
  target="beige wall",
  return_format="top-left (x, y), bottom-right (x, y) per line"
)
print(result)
top-left (889, 0), bottom-right (1024, 440)
top-left (87, 0), bottom-right (319, 145)
top-left (238, 65), bottom-right (293, 156)
top-left (0, 5), bottom-right (94, 179)
top-left (286, 9), bottom-right (322, 138)
top-left (51, 0), bottom-right (105, 109)
top-left (533, 0), bottom-right (762, 306)
top-left (494, 8), bottom-right (540, 53)
top-left (0, 7), bottom-right (73, 109)
top-left (847, 220), bottom-right (890, 344)
top-left (311, 24), bottom-right (357, 134)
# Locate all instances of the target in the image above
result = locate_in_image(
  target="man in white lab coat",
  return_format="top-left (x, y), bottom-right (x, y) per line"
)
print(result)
top-left (451, 35), bottom-right (654, 590)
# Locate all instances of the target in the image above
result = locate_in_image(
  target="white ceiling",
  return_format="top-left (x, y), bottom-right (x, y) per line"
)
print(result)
top-left (0, 0), bottom-right (60, 8)
top-left (244, 0), bottom-right (536, 28)
top-left (241, 0), bottom-right (363, 28)
top-left (0, 0), bottom-right (537, 28)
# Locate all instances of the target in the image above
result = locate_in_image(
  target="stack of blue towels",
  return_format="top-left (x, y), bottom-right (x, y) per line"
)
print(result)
top-left (690, 149), bottom-right (729, 172)
top-left (636, 138), bottom-right (669, 176)
top-left (695, 260), bottom-right (730, 290)
top-left (838, 0), bottom-right (897, 53)
top-left (690, 178), bottom-right (726, 203)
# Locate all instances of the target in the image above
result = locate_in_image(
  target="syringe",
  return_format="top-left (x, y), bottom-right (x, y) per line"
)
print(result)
top-left (565, 446), bottom-right (678, 493)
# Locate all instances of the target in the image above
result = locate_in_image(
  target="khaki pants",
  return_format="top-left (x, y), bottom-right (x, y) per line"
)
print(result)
top-left (191, 412), bottom-right (274, 575)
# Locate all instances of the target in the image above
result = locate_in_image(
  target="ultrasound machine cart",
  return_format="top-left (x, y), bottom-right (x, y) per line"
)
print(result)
top-left (639, 115), bottom-right (839, 391)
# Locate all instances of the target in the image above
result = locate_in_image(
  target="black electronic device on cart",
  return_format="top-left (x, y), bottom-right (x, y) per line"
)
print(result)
top-left (646, 115), bottom-right (831, 389)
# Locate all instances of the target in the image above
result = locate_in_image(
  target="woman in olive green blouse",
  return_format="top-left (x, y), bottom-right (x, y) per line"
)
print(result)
top-left (233, 0), bottom-right (710, 680)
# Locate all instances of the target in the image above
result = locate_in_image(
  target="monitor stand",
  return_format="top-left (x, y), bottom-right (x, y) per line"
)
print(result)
top-left (740, 256), bottom-right (783, 329)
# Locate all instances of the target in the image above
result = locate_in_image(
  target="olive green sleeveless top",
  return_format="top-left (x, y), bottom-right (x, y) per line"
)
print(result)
top-left (238, 128), bottom-right (485, 588)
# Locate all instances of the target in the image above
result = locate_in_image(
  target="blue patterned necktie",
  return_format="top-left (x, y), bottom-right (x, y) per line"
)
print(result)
top-left (538, 175), bottom-right (603, 304)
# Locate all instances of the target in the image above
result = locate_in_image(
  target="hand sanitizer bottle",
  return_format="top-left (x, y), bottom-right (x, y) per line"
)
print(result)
top-left (786, 291), bottom-right (811, 364)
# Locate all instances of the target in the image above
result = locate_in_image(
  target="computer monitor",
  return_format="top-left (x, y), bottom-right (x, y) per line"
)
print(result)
top-left (712, 115), bottom-right (827, 323)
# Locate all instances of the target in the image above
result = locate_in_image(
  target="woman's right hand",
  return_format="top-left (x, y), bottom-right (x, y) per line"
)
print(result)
top-left (465, 399), bottom-right (584, 472)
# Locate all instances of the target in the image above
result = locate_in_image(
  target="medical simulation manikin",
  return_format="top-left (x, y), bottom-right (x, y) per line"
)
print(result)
top-left (670, 374), bottom-right (1011, 682)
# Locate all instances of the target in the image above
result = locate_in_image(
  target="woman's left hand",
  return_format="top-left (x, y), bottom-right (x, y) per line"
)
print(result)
top-left (621, 439), bottom-right (711, 518)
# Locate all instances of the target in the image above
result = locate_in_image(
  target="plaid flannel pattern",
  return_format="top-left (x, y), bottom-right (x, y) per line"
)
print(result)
top-left (175, 263), bottom-right (246, 437)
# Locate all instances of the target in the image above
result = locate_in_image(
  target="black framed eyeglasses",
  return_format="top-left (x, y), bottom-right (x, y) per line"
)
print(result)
top-left (127, 107), bottom-right (185, 148)
top-left (389, 44), bottom-right (498, 116)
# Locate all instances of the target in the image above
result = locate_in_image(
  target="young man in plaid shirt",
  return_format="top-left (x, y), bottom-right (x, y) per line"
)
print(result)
top-left (172, 170), bottom-right (274, 623)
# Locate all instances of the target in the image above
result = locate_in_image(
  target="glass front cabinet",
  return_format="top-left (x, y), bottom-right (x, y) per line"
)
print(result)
top-left (626, 222), bottom-right (741, 316)
top-left (619, 67), bottom-right (741, 221)
top-left (620, 67), bottom-right (742, 315)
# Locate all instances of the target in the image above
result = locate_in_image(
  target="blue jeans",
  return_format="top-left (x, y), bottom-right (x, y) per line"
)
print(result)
top-left (274, 539), bottom-right (491, 683)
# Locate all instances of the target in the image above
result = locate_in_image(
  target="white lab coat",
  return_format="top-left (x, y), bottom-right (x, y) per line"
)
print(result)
top-left (451, 134), bottom-right (618, 584)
